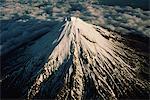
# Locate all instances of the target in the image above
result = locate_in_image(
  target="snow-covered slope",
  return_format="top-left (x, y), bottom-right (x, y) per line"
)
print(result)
top-left (1, 17), bottom-right (149, 99)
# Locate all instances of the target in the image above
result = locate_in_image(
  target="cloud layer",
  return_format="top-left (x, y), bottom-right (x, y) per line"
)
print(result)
top-left (1, 1), bottom-right (150, 55)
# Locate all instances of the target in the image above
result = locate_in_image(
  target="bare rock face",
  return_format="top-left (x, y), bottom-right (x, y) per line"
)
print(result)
top-left (1, 17), bottom-right (149, 100)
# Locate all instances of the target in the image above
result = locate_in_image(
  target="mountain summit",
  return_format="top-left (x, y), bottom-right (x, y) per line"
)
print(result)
top-left (1, 17), bottom-right (149, 100)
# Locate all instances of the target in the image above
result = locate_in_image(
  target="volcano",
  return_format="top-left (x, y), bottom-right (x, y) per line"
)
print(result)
top-left (1, 17), bottom-right (149, 100)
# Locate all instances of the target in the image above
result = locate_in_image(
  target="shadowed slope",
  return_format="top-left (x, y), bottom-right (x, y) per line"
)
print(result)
top-left (1, 17), bottom-right (64, 98)
top-left (27, 17), bottom-right (149, 99)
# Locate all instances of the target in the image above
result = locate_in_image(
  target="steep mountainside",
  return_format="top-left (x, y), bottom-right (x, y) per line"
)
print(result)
top-left (1, 17), bottom-right (149, 99)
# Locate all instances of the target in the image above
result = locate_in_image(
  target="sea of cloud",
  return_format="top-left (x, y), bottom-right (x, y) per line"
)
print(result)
top-left (0, 1), bottom-right (150, 55)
